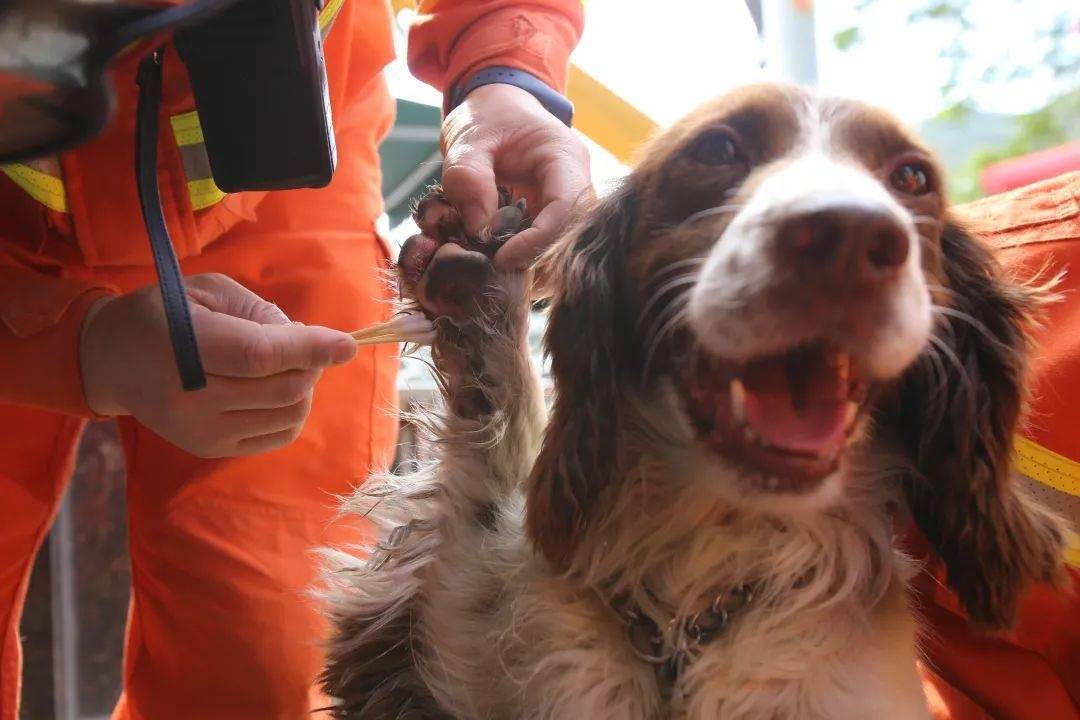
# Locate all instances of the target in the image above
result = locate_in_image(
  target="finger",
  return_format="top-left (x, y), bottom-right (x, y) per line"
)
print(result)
top-left (233, 427), bottom-right (305, 456)
top-left (186, 273), bottom-right (291, 325)
top-left (195, 308), bottom-right (356, 376)
top-left (529, 254), bottom-right (557, 302)
top-left (493, 153), bottom-right (593, 272)
top-left (441, 139), bottom-right (499, 236)
top-left (209, 369), bottom-right (320, 411)
top-left (220, 397), bottom-right (313, 443)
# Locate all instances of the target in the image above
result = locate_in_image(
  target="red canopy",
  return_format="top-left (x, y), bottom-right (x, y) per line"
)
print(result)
top-left (981, 140), bottom-right (1080, 194)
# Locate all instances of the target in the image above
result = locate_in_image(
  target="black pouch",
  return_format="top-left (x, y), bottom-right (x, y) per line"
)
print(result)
top-left (174, 0), bottom-right (336, 192)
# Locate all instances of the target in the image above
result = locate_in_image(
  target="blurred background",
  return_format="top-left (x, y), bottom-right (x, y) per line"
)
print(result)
top-left (22, 1), bottom-right (1078, 718)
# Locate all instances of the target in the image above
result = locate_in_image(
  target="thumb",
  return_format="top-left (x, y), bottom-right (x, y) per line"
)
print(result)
top-left (195, 308), bottom-right (357, 377)
top-left (186, 273), bottom-right (291, 325)
top-left (441, 140), bottom-right (499, 237)
top-left (260, 323), bottom-right (358, 369)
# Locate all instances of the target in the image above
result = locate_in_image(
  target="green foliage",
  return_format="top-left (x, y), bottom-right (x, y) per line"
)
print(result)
top-left (833, 26), bottom-right (861, 51)
top-left (936, 100), bottom-right (974, 124)
top-left (948, 88), bottom-right (1079, 202)
top-left (915, 2), bottom-right (965, 22)
top-left (836, 0), bottom-right (1078, 200)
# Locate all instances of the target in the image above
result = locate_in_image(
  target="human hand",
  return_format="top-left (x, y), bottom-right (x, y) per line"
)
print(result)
top-left (79, 273), bottom-right (356, 458)
top-left (439, 82), bottom-right (593, 272)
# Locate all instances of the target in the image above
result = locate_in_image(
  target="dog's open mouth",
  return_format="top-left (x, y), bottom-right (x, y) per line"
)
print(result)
top-left (679, 340), bottom-right (870, 490)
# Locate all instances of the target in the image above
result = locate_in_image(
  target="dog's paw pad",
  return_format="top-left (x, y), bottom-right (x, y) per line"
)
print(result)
top-left (415, 244), bottom-right (494, 322)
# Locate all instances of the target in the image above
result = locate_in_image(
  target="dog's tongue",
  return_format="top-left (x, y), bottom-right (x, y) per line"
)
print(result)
top-left (740, 350), bottom-right (849, 455)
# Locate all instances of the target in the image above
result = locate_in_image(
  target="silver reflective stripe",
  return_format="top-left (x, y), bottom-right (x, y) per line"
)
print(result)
top-left (1016, 472), bottom-right (1080, 567)
top-left (168, 110), bottom-right (226, 211)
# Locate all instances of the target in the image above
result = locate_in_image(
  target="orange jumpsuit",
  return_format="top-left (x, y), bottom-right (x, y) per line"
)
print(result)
top-left (0, 1), bottom-right (582, 718)
top-left (916, 171), bottom-right (1080, 720)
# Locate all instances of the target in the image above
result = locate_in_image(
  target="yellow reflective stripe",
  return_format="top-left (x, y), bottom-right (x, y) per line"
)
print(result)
top-left (1014, 436), bottom-right (1080, 567)
top-left (319, 0), bottom-right (345, 35)
top-left (1014, 435), bottom-right (1080, 497)
top-left (169, 111), bottom-right (227, 211)
top-left (0, 163), bottom-right (68, 212)
top-left (187, 177), bottom-right (227, 211)
top-left (568, 64), bottom-right (658, 165)
top-left (170, 110), bottom-right (205, 147)
top-left (1066, 531), bottom-right (1080, 568)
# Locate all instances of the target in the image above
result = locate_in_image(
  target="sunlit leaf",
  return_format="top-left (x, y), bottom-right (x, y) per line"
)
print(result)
top-left (833, 26), bottom-right (861, 51)
top-left (935, 100), bottom-right (973, 123)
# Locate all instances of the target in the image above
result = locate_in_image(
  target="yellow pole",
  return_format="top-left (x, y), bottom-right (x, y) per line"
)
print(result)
top-left (566, 64), bottom-right (658, 165)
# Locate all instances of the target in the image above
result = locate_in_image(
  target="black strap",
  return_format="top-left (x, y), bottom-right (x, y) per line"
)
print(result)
top-left (135, 49), bottom-right (207, 391)
top-left (446, 66), bottom-right (574, 127)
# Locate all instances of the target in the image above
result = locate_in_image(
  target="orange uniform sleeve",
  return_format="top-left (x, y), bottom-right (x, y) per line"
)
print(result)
top-left (406, 0), bottom-right (584, 95)
top-left (907, 171), bottom-right (1080, 720)
top-left (0, 251), bottom-right (116, 417)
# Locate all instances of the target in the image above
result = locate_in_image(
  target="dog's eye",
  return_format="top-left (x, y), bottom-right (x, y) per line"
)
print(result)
top-left (890, 162), bottom-right (931, 196)
top-left (689, 131), bottom-right (743, 166)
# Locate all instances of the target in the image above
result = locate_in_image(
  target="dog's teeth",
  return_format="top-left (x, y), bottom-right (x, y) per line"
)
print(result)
top-left (815, 445), bottom-right (841, 462)
top-left (842, 401), bottom-right (858, 427)
top-left (730, 378), bottom-right (747, 424)
top-left (835, 353), bottom-right (851, 382)
top-left (741, 421), bottom-right (770, 448)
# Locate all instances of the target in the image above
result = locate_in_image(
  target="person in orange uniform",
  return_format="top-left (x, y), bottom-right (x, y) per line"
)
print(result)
top-left (916, 171), bottom-right (1080, 720)
top-left (0, 1), bottom-right (589, 718)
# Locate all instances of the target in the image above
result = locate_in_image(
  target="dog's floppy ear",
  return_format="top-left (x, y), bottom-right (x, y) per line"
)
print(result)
top-left (889, 219), bottom-right (1067, 627)
top-left (526, 183), bottom-right (637, 569)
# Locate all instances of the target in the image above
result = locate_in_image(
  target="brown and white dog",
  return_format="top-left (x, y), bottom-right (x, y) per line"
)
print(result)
top-left (319, 84), bottom-right (1068, 719)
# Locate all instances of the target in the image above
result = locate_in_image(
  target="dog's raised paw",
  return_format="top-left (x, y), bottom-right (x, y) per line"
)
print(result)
top-left (397, 185), bottom-right (532, 322)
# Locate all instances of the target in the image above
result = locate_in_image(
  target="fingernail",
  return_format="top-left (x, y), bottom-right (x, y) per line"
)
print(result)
top-left (331, 340), bottom-right (357, 364)
top-left (463, 206), bottom-right (489, 236)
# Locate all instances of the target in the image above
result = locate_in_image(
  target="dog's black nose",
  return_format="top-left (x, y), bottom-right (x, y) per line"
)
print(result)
top-left (777, 201), bottom-right (910, 285)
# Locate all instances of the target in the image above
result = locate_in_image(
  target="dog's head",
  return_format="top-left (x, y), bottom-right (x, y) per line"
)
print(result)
top-left (527, 83), bottom-right (1065, 626)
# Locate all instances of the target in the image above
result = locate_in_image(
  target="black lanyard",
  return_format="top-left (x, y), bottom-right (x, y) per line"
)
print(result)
top-left (134, 48), bottom-right (207, 391)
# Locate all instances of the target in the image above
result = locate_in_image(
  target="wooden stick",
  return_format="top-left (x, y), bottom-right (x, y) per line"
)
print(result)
top-left (349, 314), bottom-right (436, 346)
top-left (350, 321), bottom-right (402, 345)
top-left (352, 334), bottom-right (403, 347)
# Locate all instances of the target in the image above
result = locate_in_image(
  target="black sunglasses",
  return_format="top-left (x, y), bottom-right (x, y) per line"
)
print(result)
top-left (0, 0), bottom-right (236, 163)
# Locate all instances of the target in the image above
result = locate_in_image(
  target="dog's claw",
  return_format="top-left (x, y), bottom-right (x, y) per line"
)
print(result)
top-left (397, 233), bottom-right (440, 299)
top-left (413, 191), bottom-right (464, 243)
top-left (489, 201), bottom-right (528, 242)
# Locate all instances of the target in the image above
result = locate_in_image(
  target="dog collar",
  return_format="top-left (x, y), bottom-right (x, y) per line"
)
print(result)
top-left (609, 583), bottom-right (757, 698)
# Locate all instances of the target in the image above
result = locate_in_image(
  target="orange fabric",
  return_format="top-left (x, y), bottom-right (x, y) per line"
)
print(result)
top-left (0, 0), bottom-right (583, 416)
top-left (0, 77), bottom-right (401, 720)
top-left (958, 171), bottom-right (1080, 465)
top-left (0, 176), bottom-right (120, 416)
top-left (408, 0), bottom-right (585, 92)
top-left (0, 0), bottom-right (580, 717)
top-left (919, 662), bottom-right (994, 720)
top-left (914, 171), bottom-right (1080, 720)
top-left (0, 409), bottom-right (86, 720)
top-left (0, 226), bottom-right (399, 718)
top-left (0, 0), bottom-right (396, 417)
